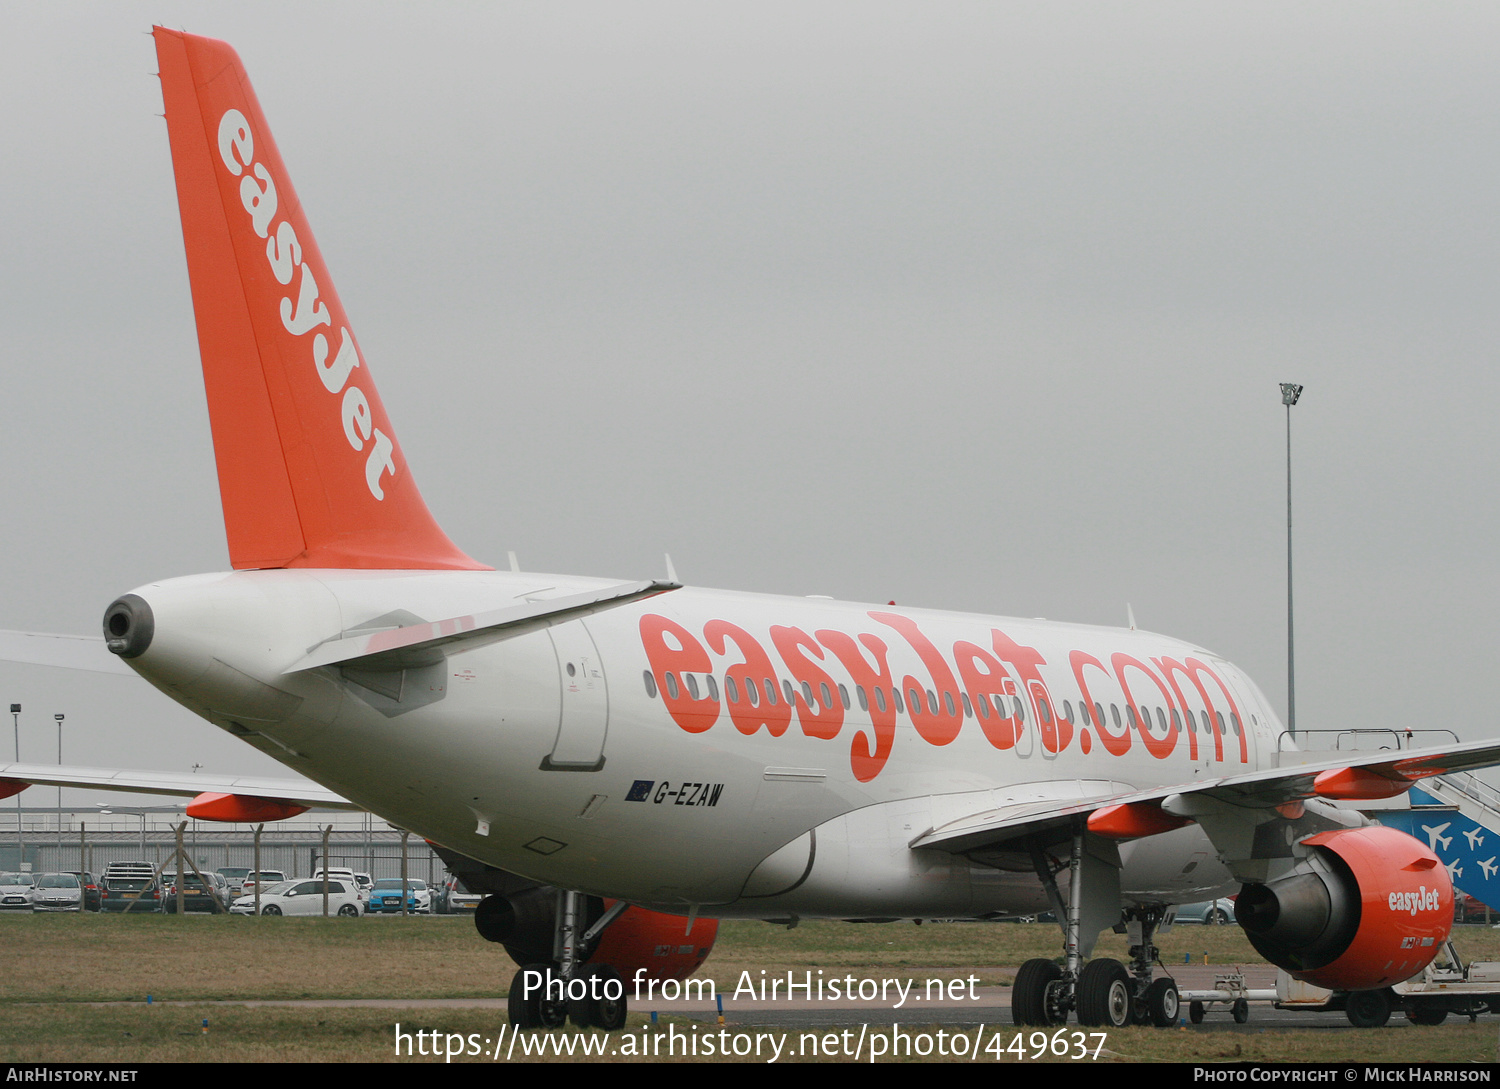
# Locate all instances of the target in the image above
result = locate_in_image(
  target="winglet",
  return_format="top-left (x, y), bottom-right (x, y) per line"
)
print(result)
top-left (153, 28), bottom-right (486, 571)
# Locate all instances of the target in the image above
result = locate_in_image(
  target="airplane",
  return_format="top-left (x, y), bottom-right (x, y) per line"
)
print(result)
top-left (1465, 829), bottom-right (1485, 850)
top-left (3, 26), bottom-right (1499, 1033)
top-left (1480, 859), bottom-right (1498, 881)
top-left (1422, 822), bottom-right (1454, 853)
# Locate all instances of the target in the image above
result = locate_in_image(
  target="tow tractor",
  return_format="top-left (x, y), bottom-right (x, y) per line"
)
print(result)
top-left (1275, 940), bottom-right (1500, 1027)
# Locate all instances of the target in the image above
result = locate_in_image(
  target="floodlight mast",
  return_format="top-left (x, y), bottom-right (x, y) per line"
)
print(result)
top-left (1280, 382), bottom-right (1303, 739)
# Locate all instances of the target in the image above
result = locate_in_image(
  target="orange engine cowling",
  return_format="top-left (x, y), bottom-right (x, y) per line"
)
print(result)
top-left (1235, 825), bottom-right (1452, 991)
top-left (475, 888), bottom-right (717, 982)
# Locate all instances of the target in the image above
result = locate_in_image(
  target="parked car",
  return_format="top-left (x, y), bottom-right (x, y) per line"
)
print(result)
top-left (230, 878), bottom-right (362, 917)
top-left (65, 871), bottom-right (102, 912)
top-left (366, 878), bottom-right (432, 914)
top-left (101, 862), bottom-right (162, 913)
top-left (1174, 898), bottom-right (1235, 925)
top-left (30, 873), bottom-right (83, 912)
top-left (1455, 894), bottom-right (1496, 923)
top-left (238, 871), bottom-right (286, 899)
top-left (437, 874), bottom-right (482, 914)
top-left (161, 872), bottom-right (226, 913)
top-left (217, 868), bottom-right (252, 896)
top-left (0, 872), bottom-right (36, 911)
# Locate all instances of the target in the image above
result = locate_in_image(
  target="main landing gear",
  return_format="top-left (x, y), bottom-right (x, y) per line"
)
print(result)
top-left (1011, 822), bottom-right (1179, 1029)
top-left (504, 890), bottom-right (631, 1030)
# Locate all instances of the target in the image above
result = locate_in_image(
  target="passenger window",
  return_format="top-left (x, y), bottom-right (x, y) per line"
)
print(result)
top-left (838, 683), bottom-right (850, 710)
top-left (726, 676), bottom-right (740, 703)
top-left (961, 693), bottom-right (973, 718)
top-left (764, 679), bottom-right (778, 706)
top-left (665, 673), bottom-right (680, 700)
top-left (943, 691), bottom-right (956, 716)
top-left (706, 675), bottom-right (720, 701)
top-left (686, 674), bottom-right (700, 700)
top-left (643, 670), bottom-right (657, 698)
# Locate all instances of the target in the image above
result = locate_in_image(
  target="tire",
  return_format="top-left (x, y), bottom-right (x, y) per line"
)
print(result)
top-left (509, 964), bottom-right (568, 1029)
top-left (1232, 998), bottom-right (1250, 1024)
top-left (1144, 977), bottom-right (1180, 1027)
top-left (338, 904), bottom-right (359, 918)
top-left (1077, 959), bottom-right (1132, 1028)
top-left (1012, 958), bottom-right (1065, 1026)
top-left (1211, 909), bottom-right (1230, 925)
top-left (508, 967), bottom-right (538, 1028)
top-left (260, 904), bottom-right (281, 916)
top-left (1405, 1007), bottom-right (1447, 1026)
top-left (569, 965), bottom-right (627, 1030)
top-left (1189, 999), bottom-right (1206, 1024)
top-left (1346, 989), bottom-right (1392, 1028)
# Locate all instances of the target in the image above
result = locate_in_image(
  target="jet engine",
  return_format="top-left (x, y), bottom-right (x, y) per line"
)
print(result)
top-left (475, 887), bottom-right (718, 982)
top-left (1234, 825), bottom-right (1451, 991)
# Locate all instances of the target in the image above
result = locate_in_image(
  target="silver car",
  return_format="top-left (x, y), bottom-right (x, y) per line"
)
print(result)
top-left (30, 873), bottom-right (83, 912)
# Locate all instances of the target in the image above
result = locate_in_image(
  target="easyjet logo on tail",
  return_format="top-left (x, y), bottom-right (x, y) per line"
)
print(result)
top-left (215, 109), bottom-right (396, 501)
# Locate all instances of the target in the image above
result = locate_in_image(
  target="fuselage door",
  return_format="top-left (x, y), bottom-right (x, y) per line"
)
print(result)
top-left (544, 620), bottom-right (608, 771)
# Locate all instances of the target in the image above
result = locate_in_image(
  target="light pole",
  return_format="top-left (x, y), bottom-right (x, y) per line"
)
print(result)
top-left (54, 714), bottom-right (63, 857)
top-left (10, 704), bottom-right (21, 868)
top-left (1280, 383), bottom-right (1303, 739)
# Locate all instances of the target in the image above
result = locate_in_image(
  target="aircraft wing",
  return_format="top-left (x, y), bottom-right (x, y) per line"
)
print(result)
top-left (911, 737), bottom-right (1500, 854)
top-left (0, 762), bottom-right (358, 810)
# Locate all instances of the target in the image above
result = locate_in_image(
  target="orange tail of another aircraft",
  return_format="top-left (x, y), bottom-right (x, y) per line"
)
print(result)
top-left (154, 28), bottom-right (485, 571)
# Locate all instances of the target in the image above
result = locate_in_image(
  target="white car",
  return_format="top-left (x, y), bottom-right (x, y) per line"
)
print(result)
top-left (0, 873), bottom-right (35, 911)
top-left (230, 878), bottom-right (363, 917)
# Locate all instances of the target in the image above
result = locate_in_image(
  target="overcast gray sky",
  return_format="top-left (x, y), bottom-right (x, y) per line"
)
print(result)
top-left (2, 2), bottom-right (1497, 805)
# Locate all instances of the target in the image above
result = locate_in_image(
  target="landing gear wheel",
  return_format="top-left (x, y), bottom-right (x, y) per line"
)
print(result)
top-left (1189, 999), bottom-right (1206, 1024)
top-left (337, 903), bottom-right (359, 917)
top-left (1012, 958), bottom-right (1065, 1026)
top-left (1232, 999), bottom-right (1250, 1024)
top-left (1405, 1007), bottom-right (1447, 1026)
top-left (260, 904), bottom-right (281, 916)
top-left (1346, 989), bottom-right (1392, 1028)
top-left (1144, 978), bottom-right (1180, 1027)
top-left (1077, 959), bottom-right (1132, 1028)
top-left (568, 965), bottom-right (628, 1030)
top-left (508, 964), bottom-right (568, 1029)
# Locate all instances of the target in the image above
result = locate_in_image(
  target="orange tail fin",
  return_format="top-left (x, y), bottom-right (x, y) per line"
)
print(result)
top-left (154, 28), bottom-right (485, 571)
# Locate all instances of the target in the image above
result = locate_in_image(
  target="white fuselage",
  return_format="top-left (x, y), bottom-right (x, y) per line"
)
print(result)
top-left (122, 568), bottom-right (1272, 917)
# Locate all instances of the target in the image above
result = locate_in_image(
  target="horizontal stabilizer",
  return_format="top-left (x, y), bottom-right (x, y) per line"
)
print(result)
top-left (0, 631), bottom-right (136, 676)
top-left (285, 579), bottom-right (681, 673)
top-left (0, 762), bottom-right (357, 811)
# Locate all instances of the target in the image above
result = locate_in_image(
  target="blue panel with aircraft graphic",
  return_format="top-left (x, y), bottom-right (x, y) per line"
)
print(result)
top-left (1378, 787), bottom-right (1500, 911)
